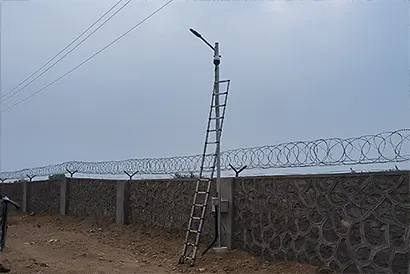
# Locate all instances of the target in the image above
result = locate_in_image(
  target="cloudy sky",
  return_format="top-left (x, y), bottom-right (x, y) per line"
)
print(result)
top-left (0, 0), bottom-right (408, 177)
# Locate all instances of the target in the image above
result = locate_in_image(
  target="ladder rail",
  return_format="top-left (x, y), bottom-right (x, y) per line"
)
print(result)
top-left (182, 182), bottom-right (201, 255)
top-left (181, 179), bottom-right (211, 250)
top-left (198, 84), bottom-right (218, 179)
top-left (206, 80), bottom-right (229, 181)
top-left (218, 80), bottom-right (230, 133)
top-left (198, 80), bottom-right (229, 180)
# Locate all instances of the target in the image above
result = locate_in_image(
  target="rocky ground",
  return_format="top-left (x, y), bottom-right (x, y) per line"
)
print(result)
top-left (0, 212), bottom-right (324, 273)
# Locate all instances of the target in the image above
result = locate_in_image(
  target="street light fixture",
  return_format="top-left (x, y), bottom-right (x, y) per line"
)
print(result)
top-left (189, 28), bottom-right (223, 248)
top-left (189, 28), bottom-right (215, 51)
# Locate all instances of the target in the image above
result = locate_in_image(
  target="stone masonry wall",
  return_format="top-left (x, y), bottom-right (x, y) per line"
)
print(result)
top-left (29, 180), bottom-right (61, 213)
top-left (0, 171), bottom-right (408, 274)
top-left (128, 179), bottom-right (217, 243)
top-left (232, 171), bottom-right (410, 274)
top-left (0, 182), bottom-right (23, 212)
top-left (68, 178), bottom-right (117, 222)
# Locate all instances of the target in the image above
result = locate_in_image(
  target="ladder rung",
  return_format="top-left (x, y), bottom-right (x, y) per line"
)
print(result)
top-left (196, 191), bottom-right (208, 195)
top-left (207, 129), bottom-right (220, 133)
top-left (211, 104), bottom-right (226, 108)
top-left (198, 178), bottom-right (210, 182)
top-left (185, 256), bottom-right (194, 261)
top-left (213, 92), bottom-right (228, 96)
top-left (191, 216), bottom-right (202, 220)
top-left (189, 229), bottom-right (200, 233)
top-left (206, 141), bottom-right (219, 145)
top-left (193, 204), bottom-right (205, 207)
top-left (209, 117), bottom-right (223, 120)
top-left (185, 242), bottom-right (196, 247)
top-left (216, 79), bottom-right (230, 84)
top-left (202, 152), bottom-right (217, 157)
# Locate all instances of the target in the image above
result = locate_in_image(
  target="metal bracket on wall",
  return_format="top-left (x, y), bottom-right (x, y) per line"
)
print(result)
top-left (65, 168), bottom-right (77, 178)
top-left (229, 164), bottom-right (247, 178)
top-left (124, 171), bottom-right (138, 180)
top-left (27, 175), bottom-right (36, 182)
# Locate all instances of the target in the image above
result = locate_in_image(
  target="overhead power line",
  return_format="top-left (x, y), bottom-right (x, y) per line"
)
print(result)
top-left (1, 0), bottom-right (133, 105)
top-left (1, 0), bottom-right (174, 114)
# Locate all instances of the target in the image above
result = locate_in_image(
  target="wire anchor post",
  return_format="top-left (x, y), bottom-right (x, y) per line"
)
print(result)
top-left (27, 175), bottom-right (36, 182)
top-left (65, 168), bottom-right (77, 178)
top-left (229, 164), bottom-right (247, 178)
top-left (124, 171), bottom-right (138, 180)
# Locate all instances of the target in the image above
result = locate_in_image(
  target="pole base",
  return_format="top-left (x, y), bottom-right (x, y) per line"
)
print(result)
top-left (212, 246), bottom-right (228, 254)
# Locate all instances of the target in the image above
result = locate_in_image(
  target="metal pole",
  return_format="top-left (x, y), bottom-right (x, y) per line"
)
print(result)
top-left (213, 42), bottom-right (221, 248)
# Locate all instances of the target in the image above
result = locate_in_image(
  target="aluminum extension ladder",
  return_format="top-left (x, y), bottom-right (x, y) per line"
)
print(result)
top-left (178, 79), bottom-right (230, 266)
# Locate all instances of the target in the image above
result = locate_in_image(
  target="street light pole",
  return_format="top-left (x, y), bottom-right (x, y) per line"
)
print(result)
top-left (189, 28), bottom-right (223, 248)
top-left (212, 42), bottom-right (222, 248)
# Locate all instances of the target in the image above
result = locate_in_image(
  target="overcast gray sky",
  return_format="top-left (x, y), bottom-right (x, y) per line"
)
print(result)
top-left (0, 0), bottom-right (409, 175)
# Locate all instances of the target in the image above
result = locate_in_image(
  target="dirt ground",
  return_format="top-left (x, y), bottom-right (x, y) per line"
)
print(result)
top-left (0, 212), bottom-right (324, 273)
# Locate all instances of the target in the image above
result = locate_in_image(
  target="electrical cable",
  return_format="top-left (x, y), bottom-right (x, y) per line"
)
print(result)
top-left (1, 0), bottom-right (124, 101)
top-left (202, 205), bottom-right (218, 256)
top-left (1, 0), bottom-right (174, 113)
top-left (1, 0), bottom-right (133, 105)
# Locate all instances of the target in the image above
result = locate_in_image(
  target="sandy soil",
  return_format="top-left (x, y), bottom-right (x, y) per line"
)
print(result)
top-left (0, 212), bottom-right (325, 273)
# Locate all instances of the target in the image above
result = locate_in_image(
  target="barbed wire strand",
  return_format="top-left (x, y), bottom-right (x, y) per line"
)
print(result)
top-left (0, 129), bottom-right (408, 180)
top-left (1, 0), bottom-right (175, 113)
top-left (1, 0), bottom-right (132, 104)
